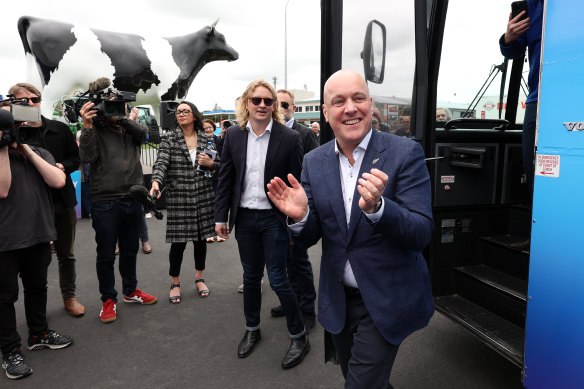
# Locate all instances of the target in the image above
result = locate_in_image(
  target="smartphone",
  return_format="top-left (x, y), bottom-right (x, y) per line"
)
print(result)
top-left (511, 1), bottom-right (528, 20)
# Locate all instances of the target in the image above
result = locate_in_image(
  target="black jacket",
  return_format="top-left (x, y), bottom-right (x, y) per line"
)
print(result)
top-left (41, 116), bottom-right (80, 208)
top-left (79, 118), bottom-right (147, 201)
top-left (214, 121), bottom-right (303, 230)
top-left (291, 120), bottom-right (318, 155)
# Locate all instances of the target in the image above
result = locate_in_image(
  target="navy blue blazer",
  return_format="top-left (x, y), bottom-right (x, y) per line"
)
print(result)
top-left (214, 121), bottom-right (303, 230)
top-left (294, 130), bottom-right (434, 345)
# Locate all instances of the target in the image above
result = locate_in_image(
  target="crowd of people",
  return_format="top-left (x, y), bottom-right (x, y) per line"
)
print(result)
top-left (1, 68), bottom-right (438, 387)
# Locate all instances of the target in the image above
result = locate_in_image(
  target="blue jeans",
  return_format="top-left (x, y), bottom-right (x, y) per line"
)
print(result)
top-left (235, 208), bottom-right (304, 336)
top-left (139, 206), bottom-right (149, 243)
top-left (91, 199), bottom-right (142, 302)
top-left (287, 239), bottom-right (316, 314)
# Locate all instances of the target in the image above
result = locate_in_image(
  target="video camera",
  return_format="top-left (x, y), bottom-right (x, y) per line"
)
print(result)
top-left (62, 77), bottom-right (136, 124)
top-left (0, 95), bottom-right (42, 148)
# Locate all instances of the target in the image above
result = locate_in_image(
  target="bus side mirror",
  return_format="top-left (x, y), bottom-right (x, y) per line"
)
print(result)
top-left (361, 20), bottom-right (386, 84)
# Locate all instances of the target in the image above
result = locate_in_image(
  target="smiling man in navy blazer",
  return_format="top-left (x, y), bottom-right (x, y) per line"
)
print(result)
top-left (214, 79), bottom-right (308, 369)
top-left (267, 69), bottom-right (434, 388)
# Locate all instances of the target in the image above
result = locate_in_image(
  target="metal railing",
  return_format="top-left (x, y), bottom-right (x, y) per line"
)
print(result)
top-left (141, 141), bottom-right (160, 168)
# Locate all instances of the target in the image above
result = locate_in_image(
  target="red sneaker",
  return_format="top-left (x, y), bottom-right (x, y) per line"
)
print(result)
top-left (123, 289), bottom-right (158, 305)
top-left (100, 299), bottom-right (117, 323)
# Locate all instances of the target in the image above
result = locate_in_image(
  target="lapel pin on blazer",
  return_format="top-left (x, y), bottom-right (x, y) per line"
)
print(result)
top-left (372, 158), bottom-right (379, 165)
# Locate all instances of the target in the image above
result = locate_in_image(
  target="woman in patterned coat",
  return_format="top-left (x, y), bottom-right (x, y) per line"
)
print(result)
top-left (150, 101), bottom-right (219, 303)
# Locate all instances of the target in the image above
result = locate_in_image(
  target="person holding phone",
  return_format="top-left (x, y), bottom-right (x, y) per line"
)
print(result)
top-left (499, 0), bottom-right (543, 251)
top-left (500, 0), bottom-right (543, 194)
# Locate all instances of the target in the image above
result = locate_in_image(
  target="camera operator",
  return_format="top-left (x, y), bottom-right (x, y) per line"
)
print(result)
top-left (78, 89), bottom-right (158, 324)
top-left (9, 83), bottom-right (85, 317)
top-left (0, 108), bottom-right (73, 380)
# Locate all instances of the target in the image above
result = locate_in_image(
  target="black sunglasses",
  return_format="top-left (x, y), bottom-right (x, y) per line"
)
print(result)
top-left (250, 97), bottom-right (274, 106)
top-left (21, 97), bottom-right (42, 104)
top-left (280, 102), bottom-right (290, 109)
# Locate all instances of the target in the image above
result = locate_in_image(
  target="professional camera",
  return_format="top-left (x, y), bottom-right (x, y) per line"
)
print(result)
top-left (0, 96), bottom-right (42, 148)
top-left (62, 77), bottom-right (136, 123)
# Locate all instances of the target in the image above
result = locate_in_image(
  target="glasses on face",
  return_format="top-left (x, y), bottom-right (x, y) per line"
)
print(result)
top-left (176, 109), bottom-right (192, 116)
top-left (20, 97), bottom-right (42, 104)
top-left (250, 97), bottom-right (274, 106)
top-left (280, 102), bottom-right (290, 109)
top-left (203, 126), bottom-right (214, 131)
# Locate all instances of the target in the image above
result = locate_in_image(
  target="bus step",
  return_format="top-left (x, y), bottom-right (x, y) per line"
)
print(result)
top-left (435, 294), bottom-right (524, 368)
top-left (455, 265), bottom-right (527, 302)
top-left (480, 235), bottom-right (530, 279)
top-left (453, 266), bottom-right (526, 327)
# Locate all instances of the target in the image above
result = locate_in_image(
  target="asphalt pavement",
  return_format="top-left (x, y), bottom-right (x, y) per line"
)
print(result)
top-left (4, 213), bottom-right (525, 388)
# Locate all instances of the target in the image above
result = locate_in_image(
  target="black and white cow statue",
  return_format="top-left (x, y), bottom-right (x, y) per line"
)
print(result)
top-left (17, 16), bottom-right (239, 116)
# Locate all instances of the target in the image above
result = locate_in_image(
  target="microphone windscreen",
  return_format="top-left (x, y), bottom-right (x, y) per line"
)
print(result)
top-left (88, 77), bottom-right (111, 93)
top-left (0, 110), bottom-right (14, 130)
top-left (129, 185), bottom-right (151, 205)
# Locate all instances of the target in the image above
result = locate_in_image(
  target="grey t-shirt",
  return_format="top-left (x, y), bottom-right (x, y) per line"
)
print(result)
top-left (0, 146), bottom-right (57, 251)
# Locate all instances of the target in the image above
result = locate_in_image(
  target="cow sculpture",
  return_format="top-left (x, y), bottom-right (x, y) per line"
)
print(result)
top-left (17, 16), bottom-right (239, 116)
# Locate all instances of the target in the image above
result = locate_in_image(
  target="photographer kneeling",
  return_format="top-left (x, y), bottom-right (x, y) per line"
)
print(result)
top-left (0, 109), bottom-right (73, 380)
top-left (78, 87), bottom-right (157, 324)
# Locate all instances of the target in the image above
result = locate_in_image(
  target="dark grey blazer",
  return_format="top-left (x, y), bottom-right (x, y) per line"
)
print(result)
top-left (291, 120), bottom-right (318, 155)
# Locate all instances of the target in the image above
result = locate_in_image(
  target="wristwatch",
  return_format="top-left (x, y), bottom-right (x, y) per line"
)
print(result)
top-left (373, 198), bottom-right (383, 213)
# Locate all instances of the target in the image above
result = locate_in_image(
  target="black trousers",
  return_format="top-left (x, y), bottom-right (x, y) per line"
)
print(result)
top-left (168, 240), bottom-right (207, 277)
top-left (0, 243), bottom-right (51, 355)
top-left (331, 288), bottom-right (400, 389)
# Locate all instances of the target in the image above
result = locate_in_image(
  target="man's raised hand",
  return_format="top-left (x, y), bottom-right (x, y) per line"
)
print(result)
top-left (357, 168), bottom-right (388, 214)
top-left (267, 174), bottom-right (308, 223)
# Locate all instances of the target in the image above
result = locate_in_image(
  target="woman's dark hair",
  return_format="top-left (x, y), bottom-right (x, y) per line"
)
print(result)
top-left (178, 100), bottom-right (204, 133)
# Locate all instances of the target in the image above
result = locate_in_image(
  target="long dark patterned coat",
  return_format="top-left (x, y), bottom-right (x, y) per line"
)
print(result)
top-left (151, 127), bottom-right (219, 242)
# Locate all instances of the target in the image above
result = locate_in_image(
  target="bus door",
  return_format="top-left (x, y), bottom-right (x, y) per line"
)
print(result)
top-left (429, 0), bottom-right (532, 371)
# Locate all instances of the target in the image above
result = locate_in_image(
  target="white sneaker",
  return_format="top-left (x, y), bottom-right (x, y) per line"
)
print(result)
top-left (145, 212), bottom-right (152, 219)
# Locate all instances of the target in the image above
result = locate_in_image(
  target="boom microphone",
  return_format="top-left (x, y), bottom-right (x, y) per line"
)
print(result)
top-left (88, 77), bottom-right (112, 93)
top-left (129, 185), bottom-right (164, 220)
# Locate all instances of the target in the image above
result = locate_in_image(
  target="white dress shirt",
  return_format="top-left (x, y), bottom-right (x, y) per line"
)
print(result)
top-left (239, 120), bottom-right (273, 210)
top-left (289, 129), bottom-right (384, 289)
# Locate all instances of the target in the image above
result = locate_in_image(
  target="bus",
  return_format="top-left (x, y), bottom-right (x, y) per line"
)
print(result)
top-left (320, 1), bottom-right (582, 387)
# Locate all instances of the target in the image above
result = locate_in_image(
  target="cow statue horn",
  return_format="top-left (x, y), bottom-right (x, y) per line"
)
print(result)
top-left (209, 18), bottom-right (219, 29)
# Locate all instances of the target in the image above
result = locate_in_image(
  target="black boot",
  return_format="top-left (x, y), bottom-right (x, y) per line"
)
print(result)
top-left (281, 333), bottom-right (310, 369)
top-left (238, 329), bottom-right (261, 358)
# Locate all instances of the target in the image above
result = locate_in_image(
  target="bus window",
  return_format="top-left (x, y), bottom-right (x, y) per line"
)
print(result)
top-left (342, 0), bottom-right (416, 138)
top-left (437, 0), bottom-right (528, 125)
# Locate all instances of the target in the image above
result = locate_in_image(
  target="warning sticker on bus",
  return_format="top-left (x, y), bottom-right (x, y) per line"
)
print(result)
top-left (535, 154), bottom-right (560, 178)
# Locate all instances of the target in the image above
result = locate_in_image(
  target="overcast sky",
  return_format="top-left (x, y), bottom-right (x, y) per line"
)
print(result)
top-left (1, 0), bottom-right (519, 117)
top-left (0, 0), bottom-right (320, 113)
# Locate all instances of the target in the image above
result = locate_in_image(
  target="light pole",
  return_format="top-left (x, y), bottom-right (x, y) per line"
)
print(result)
top-left (285, 0), bottom-right (290, 90)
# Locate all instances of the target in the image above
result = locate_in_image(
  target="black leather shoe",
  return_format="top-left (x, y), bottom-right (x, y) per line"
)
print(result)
top-left (270, 305), bottom-right (284, 317)
top-left (302, 312), bottom-right (316, 334)
top-left (282, 333), bottom-right (310, 369)
top-left (238, 329), bottom-right (261, 358)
